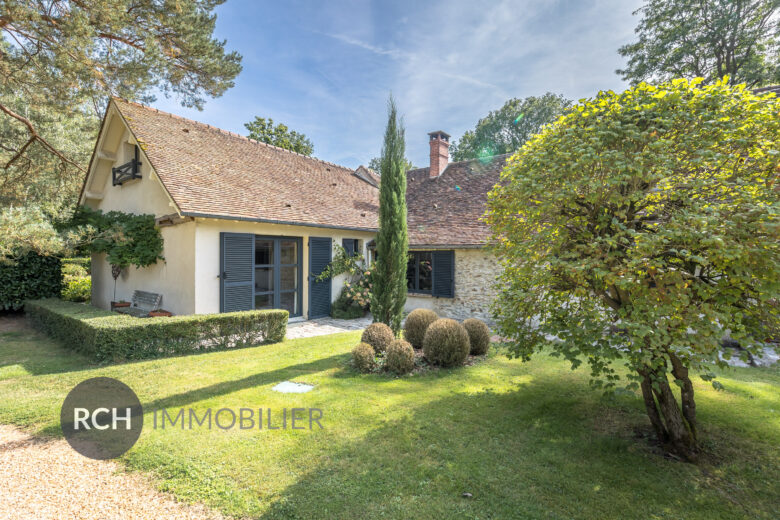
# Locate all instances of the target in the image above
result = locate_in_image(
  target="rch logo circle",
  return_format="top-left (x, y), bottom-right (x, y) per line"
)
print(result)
top-left (60, 377), bottom-right (144, 460)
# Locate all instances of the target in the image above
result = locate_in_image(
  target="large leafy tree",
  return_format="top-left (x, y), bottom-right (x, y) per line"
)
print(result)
top-left (0, 0), bottom-right (242, 212)
top-left (244, 117), bottom-right (314, 156)
top-left (367, 156), bottom-right (415, 173)
top-left (487, 79), bottom-right (779, 461)
top-left (370, 96), bottom-right (408, 335)
top-left (618, 0), bottom-right (780, 86)
top-left (451, 93), bottom-right (571, 162)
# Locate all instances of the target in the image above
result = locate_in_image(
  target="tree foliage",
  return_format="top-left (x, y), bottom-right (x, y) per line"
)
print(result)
top-left (451, 93), bottom-right (571, 161)
top-left (370, 96), bottom-right (408, 335)
top-left (244, 117), bottom-right (314, 156)
top-left (618, 0), bottom-right (780, 87)
top-left (367, 156), bottom-right (415, 173)
top-left (487, 79), bottom-right (779, 461)
top-left (69, 206), bottom-right (164, 270)
top-left (0, 0), bottom-right (242, 210)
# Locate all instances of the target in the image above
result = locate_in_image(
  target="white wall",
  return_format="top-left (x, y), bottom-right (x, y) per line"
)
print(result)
top-left (87, 110), bottom-right (194, 314)
top-left (91, 222), bottom-right (196, 314)
top-left (193, 218), bottom-right (375, 317)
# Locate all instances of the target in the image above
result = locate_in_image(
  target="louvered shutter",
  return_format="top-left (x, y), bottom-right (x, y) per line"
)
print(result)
top-left (220, 233), bottom-right (254, 312)
top-left (309, 237), bottom-right (332, 318)
top-left (432, 250), bottom-right (455, 298)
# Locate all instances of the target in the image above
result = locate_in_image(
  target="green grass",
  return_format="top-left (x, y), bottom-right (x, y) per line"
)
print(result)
top-left (1, 321), bottom-right (779, 519)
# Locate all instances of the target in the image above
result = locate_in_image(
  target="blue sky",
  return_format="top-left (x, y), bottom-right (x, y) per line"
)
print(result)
top-left (153, 0), bottom-right (644, 169)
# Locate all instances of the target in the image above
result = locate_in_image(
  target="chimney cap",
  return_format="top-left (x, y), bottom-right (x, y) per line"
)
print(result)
top-left (428, 130), bottom-right (451, 140)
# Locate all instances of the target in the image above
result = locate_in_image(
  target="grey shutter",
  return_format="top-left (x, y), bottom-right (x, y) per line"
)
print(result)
top-left (220, 233), bottom-right (254, 312)
top-left (309, 237), bottom-right (332, 318)
top-left (432, 250), bottom-right (455, 298)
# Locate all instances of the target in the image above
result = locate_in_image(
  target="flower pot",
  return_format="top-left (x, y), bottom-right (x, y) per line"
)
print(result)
top-left (148, 310), bottom-right (172, 317)
top-left (111, 301), bottom-right (131, 309)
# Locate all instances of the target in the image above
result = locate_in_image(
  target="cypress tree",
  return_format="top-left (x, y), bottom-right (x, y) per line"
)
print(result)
top-left (370, 97), bottom-right (408, 335)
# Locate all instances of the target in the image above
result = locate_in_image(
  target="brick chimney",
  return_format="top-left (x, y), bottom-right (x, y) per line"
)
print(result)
top-left (428, 130), bottom-right (450, 178)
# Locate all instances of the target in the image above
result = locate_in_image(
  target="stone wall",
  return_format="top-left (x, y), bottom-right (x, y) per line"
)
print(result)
top-left (405, 248), bottom-right (498, 322)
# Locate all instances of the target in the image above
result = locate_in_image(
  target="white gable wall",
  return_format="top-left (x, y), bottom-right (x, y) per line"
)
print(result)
top-left (85, 104), bottom-right (196, 315)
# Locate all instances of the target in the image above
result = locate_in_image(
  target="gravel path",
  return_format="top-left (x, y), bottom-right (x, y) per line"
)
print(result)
top-left (0, 424), bottom-right (227, 520)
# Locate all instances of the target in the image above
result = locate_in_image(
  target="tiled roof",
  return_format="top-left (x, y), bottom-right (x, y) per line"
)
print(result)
top-left (406, 154), bottom-right (510, 247)
top-left (111, 98), bottom-right (379, 231)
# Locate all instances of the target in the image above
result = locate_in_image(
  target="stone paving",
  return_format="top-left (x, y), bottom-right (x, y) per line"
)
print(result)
top-left (285, 315), bottom-right (373, 339)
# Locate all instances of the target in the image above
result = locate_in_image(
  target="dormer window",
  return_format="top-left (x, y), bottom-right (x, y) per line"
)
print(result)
top-left (112, 145), bottom-right (142, 186)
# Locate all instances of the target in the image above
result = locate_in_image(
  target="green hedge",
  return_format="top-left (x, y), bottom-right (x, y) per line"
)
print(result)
top-left (26, 299), bottom-right (288, 362)
top-left (0, 253), bottom-right (62, 311)
top-left (63, 257), bottom-right (91, 274)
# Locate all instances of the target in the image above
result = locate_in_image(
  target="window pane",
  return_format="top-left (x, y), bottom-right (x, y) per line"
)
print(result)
top-left (255, 267), bottom-right (274, 292)
top-left (280, 266), bottom-right (297, 291)
top-left (406, 254), bottom-right (416, 290)
top-left (280, 240), bottom-right (297, 264)
top-left (418, 252), bottom-right (432, 291)
top-left (255, 239), bottom-right (274, 265)
top-left (255, 294), bottom-right (272, 310)
top-left (281, 291), bottom-right (297, 315)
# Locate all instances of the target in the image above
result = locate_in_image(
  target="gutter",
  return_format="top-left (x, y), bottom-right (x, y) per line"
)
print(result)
top-left (182, 212), bottom-right (379, 233)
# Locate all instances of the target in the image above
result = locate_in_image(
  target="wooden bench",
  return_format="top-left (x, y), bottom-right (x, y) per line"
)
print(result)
top-left (115, 290), bottom-right (162, 318)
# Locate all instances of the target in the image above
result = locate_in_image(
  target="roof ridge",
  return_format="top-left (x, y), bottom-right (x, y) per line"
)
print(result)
top-left (406, 153), bottom-right (511, 175)
top-left (111, 97), bottom-right (353, 172)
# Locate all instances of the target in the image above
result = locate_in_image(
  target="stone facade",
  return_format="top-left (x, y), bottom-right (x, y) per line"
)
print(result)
top-left (405, 248), bottom-right (498, 322)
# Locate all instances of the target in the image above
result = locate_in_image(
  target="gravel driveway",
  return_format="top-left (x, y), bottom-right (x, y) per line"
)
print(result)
top-left (0, 424), bottom-right (226, 520)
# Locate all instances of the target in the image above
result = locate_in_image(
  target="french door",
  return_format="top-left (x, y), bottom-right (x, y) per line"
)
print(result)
top-left (220, 233), bottom-right (303, 317)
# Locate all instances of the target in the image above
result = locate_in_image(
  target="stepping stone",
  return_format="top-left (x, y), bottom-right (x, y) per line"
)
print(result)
top-left (272, 381), bottom-right (314, 393)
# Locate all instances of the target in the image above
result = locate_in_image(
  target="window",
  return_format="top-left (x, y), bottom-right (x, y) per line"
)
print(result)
top-left (342, 238), bottom-right (360, 257)
top-left (407, 250), bottom-right (455, 297)
top-left (407, 251), bottom-right (433, 293)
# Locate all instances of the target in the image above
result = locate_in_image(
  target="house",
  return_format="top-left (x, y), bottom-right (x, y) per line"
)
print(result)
top-left (80, 98), bottom-right (507, 321)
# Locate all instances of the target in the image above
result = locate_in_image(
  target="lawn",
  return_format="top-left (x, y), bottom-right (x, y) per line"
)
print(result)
top-left (1, 318), bottom-right (779, 519)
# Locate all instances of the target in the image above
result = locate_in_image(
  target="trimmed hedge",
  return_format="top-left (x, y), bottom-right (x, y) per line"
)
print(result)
top-left (63, 257), bottom-right (91, 274)
top-left (25, 298), bottom-right (288, 362)
top-left (463, 318), bottom-right (491, 355)
top-left (62, 277), bottom-right (91, 302)
top-left (0, 253), bottom-right (62, 311)
top-left (361, 322), bottom-right (395, 354)
top-left (385, 339), bottom-right (415, 375)
top-left (351, 342), bottom-right (376, 372)
top-left (403, 308), bottom-right (438, 349)
top-left (423, 318), bottom-right (470, 367)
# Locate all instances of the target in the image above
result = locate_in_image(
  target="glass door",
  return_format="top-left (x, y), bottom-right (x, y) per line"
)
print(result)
top-left (254, 236), bottom-right (302, 317)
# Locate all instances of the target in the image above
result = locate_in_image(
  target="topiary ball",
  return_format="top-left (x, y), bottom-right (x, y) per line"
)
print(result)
top-left (462, 318), bottom-right (491, 355)
top-left (403, 308), bottom-right (438, 349)
top-left (385, 339), bottom-right (415, 375)
top-left (361, 322), bottom-right (395, 354)
top-left (352, 343), bottom-right (376, 373)
top-left (422, 318), bottom-right (470, 367)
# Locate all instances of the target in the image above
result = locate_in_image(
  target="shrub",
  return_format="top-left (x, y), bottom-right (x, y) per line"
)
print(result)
top-left (423, 318), bottom-right (470, 367)
top-left (63, 257), bottom-right (91, 274)
top-left (330, 288), bottom-right (365, 319)
top-left (463, 318), bottom-right (491, 355)
top-left (25, 298), bottom-right (288, 362)
top-left (403, 308), bottom-right (438, 349)
top-left (352, 343), bottom-right (376, 372)
top-left (62, 262), bottom-right (88, 278)
top-left (0, 253), bottom-right (62, 311)
top-left (62, 277), bottom-right (91, 302)
top-left (361, 322), bottom-right (395, 353)
top-left (385, 339), bottom-right (415, 375)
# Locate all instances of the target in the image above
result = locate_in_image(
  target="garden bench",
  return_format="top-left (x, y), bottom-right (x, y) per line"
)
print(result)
top-left (116, 290), bottom-right (162, 318)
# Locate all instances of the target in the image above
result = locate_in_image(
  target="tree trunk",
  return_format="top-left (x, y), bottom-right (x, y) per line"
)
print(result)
top-left (637, 361), bottom-right (698, 462)
top-left (668, 352), bottom-right (697, 442)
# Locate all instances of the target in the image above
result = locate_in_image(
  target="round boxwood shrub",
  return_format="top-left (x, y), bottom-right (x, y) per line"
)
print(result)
top-left (385, 339), bottom-right (415, 375)
top-left (423, 318), bottom-right (470, 367)
top-left (361, 322), bottom-right (395, 354)
top-left (463, 318), bottom-right (491, 355)
top-left (352, 343), bottom-right (376, 373)
top-left (403, 308), bottom-right (438, 349)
